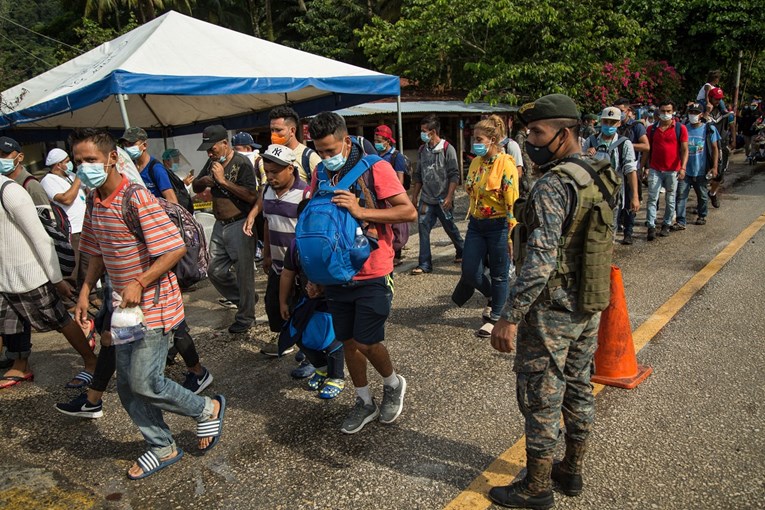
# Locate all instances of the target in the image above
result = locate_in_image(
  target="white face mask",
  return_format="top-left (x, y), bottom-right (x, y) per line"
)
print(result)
top-left (659, 113), bottom-right (673, 122)
top-left (688, 114), bottom-right (701, 124)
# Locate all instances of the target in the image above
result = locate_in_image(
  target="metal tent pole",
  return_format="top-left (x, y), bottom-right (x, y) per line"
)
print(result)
top-left (116, 94), bottom-right (130, 128)
top-left (397, 95), bottom-right (403, 151)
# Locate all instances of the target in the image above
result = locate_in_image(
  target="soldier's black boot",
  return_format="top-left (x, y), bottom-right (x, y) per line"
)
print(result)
top-left (488, 456), bottom-right (554, 509)
top-left (551, 437), bottom-right (587, 496)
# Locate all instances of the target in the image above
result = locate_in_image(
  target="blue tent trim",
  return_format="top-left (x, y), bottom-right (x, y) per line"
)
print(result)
top-left (0, 70), bottom-right (400, 130)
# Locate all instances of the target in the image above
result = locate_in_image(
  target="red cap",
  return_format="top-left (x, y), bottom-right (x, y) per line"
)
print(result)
top-left (709, 87), bottom-right (724, 100)
top-left (374, 125), bottom-right (396, 144)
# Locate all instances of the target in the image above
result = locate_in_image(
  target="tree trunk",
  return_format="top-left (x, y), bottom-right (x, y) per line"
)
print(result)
top-left (264, 0), bottom-right (273, 41)
top-left (297, 0), bottom-right (307, 13)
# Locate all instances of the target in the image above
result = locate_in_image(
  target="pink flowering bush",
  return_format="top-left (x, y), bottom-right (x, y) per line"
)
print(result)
top-left (583, 59), bottom-right (683, 110)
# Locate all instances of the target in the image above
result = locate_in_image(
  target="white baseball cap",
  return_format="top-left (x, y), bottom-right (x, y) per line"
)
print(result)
top-left (601, 106), bottom-right (622, 121)
top-left (45, 148), bottom-right (69, 166)
top-left (262, 144), bottom-right (296, 167)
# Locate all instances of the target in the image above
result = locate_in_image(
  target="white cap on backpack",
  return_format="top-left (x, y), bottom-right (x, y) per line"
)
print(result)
top-left (46, 148), bottom-right (69, 166)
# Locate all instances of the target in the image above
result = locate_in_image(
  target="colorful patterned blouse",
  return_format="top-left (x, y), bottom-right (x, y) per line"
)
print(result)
top-left (465, 153), bottom-right (520, 233)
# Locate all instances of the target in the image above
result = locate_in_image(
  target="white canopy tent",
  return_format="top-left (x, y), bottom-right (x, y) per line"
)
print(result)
top-left (0, 11), bottom-right (400, 142)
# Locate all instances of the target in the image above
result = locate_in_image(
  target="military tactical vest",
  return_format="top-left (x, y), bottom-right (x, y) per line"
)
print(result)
top-left (512, 157), bottom-right (620, 313)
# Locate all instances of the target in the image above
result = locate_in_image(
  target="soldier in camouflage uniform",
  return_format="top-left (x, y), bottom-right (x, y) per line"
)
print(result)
top-left (489, 94), bottom-right (603, 509)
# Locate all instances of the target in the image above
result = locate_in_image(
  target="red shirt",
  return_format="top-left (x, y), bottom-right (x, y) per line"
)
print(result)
top-left (648, 120), bottom-right (688, 171)
top-left (80, 176), bottom-right (186, 332)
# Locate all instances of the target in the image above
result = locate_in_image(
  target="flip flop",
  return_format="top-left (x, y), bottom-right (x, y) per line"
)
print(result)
top-left (197, 395), bottom-right (226, 454)
top-left (127, 449), bottom-right (184, 480)
top-left (65, 370), bottom-right (93, 389)
top-left (0, 373), bottom-right (34, 390)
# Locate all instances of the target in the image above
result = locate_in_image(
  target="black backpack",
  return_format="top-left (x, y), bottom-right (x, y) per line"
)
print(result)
top-left (147, 158), bottom-right (194, 214)
top-left (390, 149), bottom-right (414, 190)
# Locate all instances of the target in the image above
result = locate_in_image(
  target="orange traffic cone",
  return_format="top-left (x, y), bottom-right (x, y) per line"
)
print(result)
top-left (591, 265), bottom-right (653, 389)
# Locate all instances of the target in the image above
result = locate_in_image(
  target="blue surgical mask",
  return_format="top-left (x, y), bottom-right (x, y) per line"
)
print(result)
top-left (472, 143), bottom-right (489, 157)
top-left (601, 125), bottom-right (618, 136)
top-left (323, 151), bottom-right (346, 172)
top-left (77, 162), bottom-right (108, 189)
top-left (620, 112), bottom-right (627, 122)
top-left (0, 157), bottom-right (17, 175)
top-left (374, 143), bottom-right (386, 153)
top-left (64, 161), bottom-right (74, 173)
top-left (420, 131), bottom-right (430, 143)
top-left (171, 163), bottom-right (179, 172)
top-left (125, 145), bottom-right (142, 160)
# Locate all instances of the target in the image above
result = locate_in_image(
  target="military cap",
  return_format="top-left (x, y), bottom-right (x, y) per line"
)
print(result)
top-left (518, 94), bottom-right (580, 124)
top-left (119, 127), bottom-right (148, 143)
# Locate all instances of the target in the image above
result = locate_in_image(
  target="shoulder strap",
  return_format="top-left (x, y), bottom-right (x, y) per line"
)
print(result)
top-left (22, 175), bottom-right (36, 189)
top-left (560, 157), bottom-right (614, 203)
top-left (674, 121), bottom-right (682, 142)
top-left (587, 134), bottom-right (598, 148)
top-left (0, 180), bottom-right (12, 212)
top-left (301, 147), bottom-right (314, 175)
top-left (335, 155), bottom-right (383, 190)
top-left (121, 183), bottom-right (146, 243)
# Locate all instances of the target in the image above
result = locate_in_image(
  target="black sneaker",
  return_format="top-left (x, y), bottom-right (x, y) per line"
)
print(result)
top-left (55, 393), bottom-right (103, 419)
top-left (670, 223), bottom-right (686, 231)
top-left (658, 224), bottom-right (671, 237)
top-left (710, 193), bottom-right (720, 208)
top-left (647, 227), bottom-right (656, 241)
top-left (695, 217), bottom-right (707, 225)
top-left (182, 367), bottom-right (214, 395)
top-left (228, 322), bottom-right (251, 334)
top-left (621, 234), bottom-right (634, 245)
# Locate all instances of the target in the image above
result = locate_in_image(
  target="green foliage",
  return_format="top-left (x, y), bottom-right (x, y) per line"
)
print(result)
top-left (289, 0), bottom-right (370, 65)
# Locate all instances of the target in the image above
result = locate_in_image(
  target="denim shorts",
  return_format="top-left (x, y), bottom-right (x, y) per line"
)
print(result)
top-left (324, 275), bottom-right (393, 345)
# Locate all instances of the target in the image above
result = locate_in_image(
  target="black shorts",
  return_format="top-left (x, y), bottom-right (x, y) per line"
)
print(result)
top-left (324, 275), bottom-right (393, 345)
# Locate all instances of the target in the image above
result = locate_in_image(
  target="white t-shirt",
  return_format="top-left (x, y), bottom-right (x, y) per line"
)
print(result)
top-left (505, 139), bottom-right (525, 169)
top-left (40, 172), bottom-right (87, 234)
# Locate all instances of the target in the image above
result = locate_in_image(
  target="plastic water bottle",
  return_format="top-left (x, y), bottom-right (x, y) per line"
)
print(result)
top-left (111, 324), bottom-right (145, 345)
top-left (110, 292), bottom-right (145, 345)
top-left (352, 227), bottom-right (369, 250)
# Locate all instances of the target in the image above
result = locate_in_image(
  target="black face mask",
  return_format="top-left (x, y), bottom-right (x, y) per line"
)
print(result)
top-left (525, 128), bottom-right (566, 166)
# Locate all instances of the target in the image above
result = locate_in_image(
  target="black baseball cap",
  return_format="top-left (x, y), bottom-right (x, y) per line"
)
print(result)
top-left (197, 125), bottom-right (228, 151)
top-left (0, 136), bottom-right (22, 154)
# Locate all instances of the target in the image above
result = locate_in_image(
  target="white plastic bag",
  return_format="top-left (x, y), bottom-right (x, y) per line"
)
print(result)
top-left (110, 292), bottom-right (146, 345)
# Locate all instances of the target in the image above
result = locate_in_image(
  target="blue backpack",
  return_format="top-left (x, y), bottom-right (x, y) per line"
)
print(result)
top-left (295, 154), bottom-right (382, 285)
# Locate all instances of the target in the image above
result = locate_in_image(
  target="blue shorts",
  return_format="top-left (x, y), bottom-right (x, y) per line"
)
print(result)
top-left (324, 275), bottom-right (393, 345)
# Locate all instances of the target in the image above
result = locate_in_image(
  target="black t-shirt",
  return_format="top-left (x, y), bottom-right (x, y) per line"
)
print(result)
top-left (196, 152), bottom-right (258, 213)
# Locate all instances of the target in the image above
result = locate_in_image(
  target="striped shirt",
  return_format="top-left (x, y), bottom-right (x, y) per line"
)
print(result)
top-left (263, 176), bottom-right (307, 274)
top-left (80, 176), bottom-right (185, 332)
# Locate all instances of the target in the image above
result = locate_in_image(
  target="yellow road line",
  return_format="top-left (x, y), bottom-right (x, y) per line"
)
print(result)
top-left (444, 212), bottom-right (765, 510)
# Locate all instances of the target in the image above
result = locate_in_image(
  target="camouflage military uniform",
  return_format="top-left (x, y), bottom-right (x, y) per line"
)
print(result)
top-left (502, 154), bottom-right (600, 459)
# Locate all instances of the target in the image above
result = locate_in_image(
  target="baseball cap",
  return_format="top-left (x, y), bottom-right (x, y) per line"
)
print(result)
top-left (687, 102), bottom-right (704, 113)
top-left (0, 136), bottom-right (22, 154)
top-left (119, 127), bottom-right (148, 144)
top-left (161, 148), bottom-right (180, 160)
top-left (231, 132), bottom-right (262, 150)
top-left (600, 106), bottom-right (621, 121)
top-left (518, 94), bottom-right (580, 125)
top-left (614, 97), bottom-right (631, 107)
top-left (374, 125), bottom-right (396, 144)
top-left (197, 125), bottom-right (228, 151)
top-left (262, 144), bottom-right (296, 167)
top-left (46, 148), bottom-right (69, 166)
top-left (709, 87), bottom-right (724, 100)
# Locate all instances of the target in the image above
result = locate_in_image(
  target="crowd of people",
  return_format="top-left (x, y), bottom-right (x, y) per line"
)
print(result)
top-left (0, 78), bottom-right (757, 499)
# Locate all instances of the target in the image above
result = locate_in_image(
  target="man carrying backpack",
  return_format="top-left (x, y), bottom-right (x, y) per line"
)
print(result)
top-left (582, 107), bottom-right (640, 245)
top-left (677, 102), bottom-right (720, 228)
top-left (306, 112), bottom-right (416, 434)
top-left (374, 124), bottom-right (410, 266)
top-left (706, 87), bottom-right (732, 208)
top-left (643, 100), bottom-right (689, 241)
top-left (488, 93), bottom-right (618, 509)
top-left (119, 128), bottom-right (193, 213)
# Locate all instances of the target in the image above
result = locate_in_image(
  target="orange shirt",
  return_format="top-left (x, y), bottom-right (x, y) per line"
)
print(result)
top-left (80, 176), bottom-right (185, 332)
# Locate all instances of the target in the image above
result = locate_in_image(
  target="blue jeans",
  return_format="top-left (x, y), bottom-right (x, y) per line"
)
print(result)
top-left (209, 218), bottom-right (256, 327)
top-left (646, 169), bottom-right (678, 228)
top-left (460, 217), bottom-right (509, 321)
top-left (417, 202), bottom-right (464, 271)
top-left (676, 175), bottom-right (708, 225)
top-left (115, 328), bottom-right (213, 458)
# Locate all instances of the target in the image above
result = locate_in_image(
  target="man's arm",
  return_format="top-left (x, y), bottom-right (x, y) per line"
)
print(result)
top-left (192, 162), bottom-right (214, 193)
top-left (632, 134), bottom-right (650, 154)
top-left (121, 246), bottom-right (186, 308)
top-left (332, 190), bottom-right (416, 224)
top-left (51, 177), bottom-right (83, 206)
top-left (75, 255), bottom-right (104, 330)
top-left (211, 161), bottom-right (258, 205)
top-left (161, 188), bottom-right (179, 204)
top-left (710, 140), bottom-right (720, 177)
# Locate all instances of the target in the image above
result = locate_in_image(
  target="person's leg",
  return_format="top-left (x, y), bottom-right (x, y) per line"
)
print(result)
top-left (416, 203), bottom-right (438, 271)
top-left (694, 176), bottom-right (709, 220)
top-left (68, 232), bottom-right (81, 290)
top-left (60, 319), bottom-right (98, 377)
top-left (325, 342), bottom-right (345, 380)
top-left (662, 171), bottom-right (678, 227)
top-left (675, 177), bottom-right (691, 226)
top-left (460, 219), bottom-right (491, 297)
top-left (173, 321), bottom-right (201, 373)
top-left (3, 320), bottom-right (32, 377)
top-left (207, 221), bottom-right (239, 303)
top-left (264, 269), bottom-right (284, 333)
top-left (486, 220), bottom-right (510, 321)
top-left (228, 219), bottom-right (256, 328)
top-left (435, 203), bottom-right (465, 259)
top-left (646, 168), bottom-right (661, 229)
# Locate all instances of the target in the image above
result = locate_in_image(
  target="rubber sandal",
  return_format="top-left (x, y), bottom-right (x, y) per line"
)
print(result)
top-left (476, 322), bottom-right (495, 338)
top-left (318, 379), bottom-right (345, 399)
top-left (197, 395), bottom-right (226, 453)
top-left (127, 449), bottom-right (184, 480)
top-left (307, 370), bottom-right (328, 391)
top-left (65, 370), bottom-right (93, 389)
top-left (411, 267), bottom-right (430, 275)
top-left (0, 373), bottom-right (34, 390)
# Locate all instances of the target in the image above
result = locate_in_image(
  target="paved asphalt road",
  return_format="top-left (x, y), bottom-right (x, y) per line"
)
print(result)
top-left (0, 155), bottom-right (763, 510)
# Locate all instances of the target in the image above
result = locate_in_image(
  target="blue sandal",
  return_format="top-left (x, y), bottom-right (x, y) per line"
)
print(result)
top-left (65, 370), bottom-right (93, 389)
top-left (307, 370), bottom-right (328, 391)
top-left (127, 449), bottom-right (184, 480)
top-left (318, 379), bottom-right (345, 399)
top-left (197, 395), bottom-right (226, 453)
